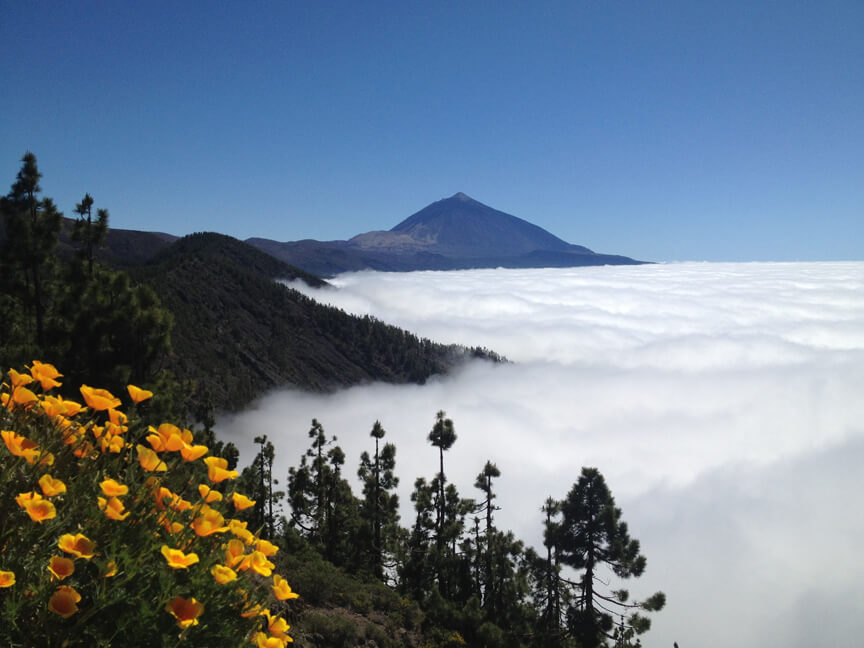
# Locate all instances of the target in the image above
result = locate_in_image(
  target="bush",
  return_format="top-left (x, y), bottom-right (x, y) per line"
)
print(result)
top-left (0, 363), bottom-right (298, 647)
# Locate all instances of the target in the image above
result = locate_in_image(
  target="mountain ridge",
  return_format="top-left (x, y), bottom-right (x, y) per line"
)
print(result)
top-left (249, 192), bottom-right (645, 276)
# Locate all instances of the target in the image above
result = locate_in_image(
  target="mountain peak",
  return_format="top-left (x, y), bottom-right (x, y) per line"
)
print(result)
top-left (451, 192), bottom-right (473, 202)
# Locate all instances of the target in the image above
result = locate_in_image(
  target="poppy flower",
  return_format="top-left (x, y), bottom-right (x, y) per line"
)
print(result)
top-left (38, 474), bottom-right (67, 497)
top-left (136, 444), bottom-right (167, 472)
top-left (160, 545), bottom-right (199, 569)
top-left (127, 384), bottom-right (153, 403)
top-left (272, 574), bottom-right (299, 601)
top-left (47, 556), bottom-right (75, 581)
top-left (99, 478), bottom-right (129, 497)
top-left (30, 361), bottom-right (62, 390)
top-left (16, 491), bottom-right (56, 522)
top-left (210, 564), bottom-right (238, 585)
top-left (231, 492), bottom-right (256, 511)
top-left (48, 586), bottom-right (81, 617)
top-left (58, 533), bottom-right (96, 559)
top-left (0, 570), bottom-right (15, 588)
top-left (204, 456), bottom-right (238, 483)
top-left (2, 430), bottom-right (41, 464)
top-left (165, 596), bottom-right (204, 629)
top-left (80, 385), bottom-right (121, 411)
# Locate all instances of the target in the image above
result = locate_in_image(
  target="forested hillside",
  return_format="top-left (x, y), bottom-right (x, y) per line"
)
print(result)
top-left (133, 232), bottom-right (499, 413)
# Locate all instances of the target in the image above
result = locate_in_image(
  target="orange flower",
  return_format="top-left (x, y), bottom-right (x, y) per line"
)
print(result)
top-left (10, 386), bottom-right (38, 408)
top-left (38, 474), bottom-right (67, 497)
top-left (160, 545), bottom-right (199, 569)
top-left (0, 570), bottom-right (15, 588)
top-left (80, 385), bottom-right (121, 411)
top-left (48, 586), bottom-right (81, 618)
top-left (146, 423), bottom-right (186, 452)
top-left (107, 408), bottom-right (128, 426)
top-left (165, 596), bottom-right (204, 629)
top-left (2, 429), bottom-right (41, 464)
top-left (30, 361), bottom-right (62, 390)
top-left (180, 443), bottom-right (208, 462)
top-left (47, 556), bottom-right (75, 581)
top-left (210, 564), bottom-right (238, 585)
top-left (16, 491), bottom-right (56, 522)
top-left (58, 533), bottom-right (96, 559)
top-left (204, 456), bottom-right (238, 483)
top-left (100, 478), bottom-right (129, 497)
top-left (98, 496), bottom-right (130, 521)
top-left (198, 484), bottom-right (223, 503)
top-left (7, 368), bottom-right (33, 387)
top-left (231, 492), bottom-right (256, 511)
top-left (127, 384), bottom-right (153, 403)
top-left (191, 507), bottom-right (228, 537)
top-left (103, 560), bottom-right (118, 578)
top-left (272, 574), bottom-right (299, 601)
top-left (136, 444), bottom-right (167, 472)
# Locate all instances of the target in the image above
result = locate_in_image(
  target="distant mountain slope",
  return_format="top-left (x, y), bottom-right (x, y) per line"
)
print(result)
top-left (248, 193), bottom-right (644, 276)
top-left (133, 233), bottom-right (499, 412)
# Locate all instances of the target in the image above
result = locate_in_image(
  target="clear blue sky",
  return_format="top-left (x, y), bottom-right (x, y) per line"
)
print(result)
top-left (1, 1), bottom-right (861, 262)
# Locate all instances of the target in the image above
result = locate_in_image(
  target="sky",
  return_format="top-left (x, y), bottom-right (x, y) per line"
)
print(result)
top-left (1, 1), bottom-right (862, 262)
top-left (217, 262), bottom-right (864, 648)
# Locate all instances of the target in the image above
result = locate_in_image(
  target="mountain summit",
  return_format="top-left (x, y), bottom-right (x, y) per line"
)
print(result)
top-left (247, 193), bottom-right (645, 276)
top-left (348, 192), bottom-right (590, 258)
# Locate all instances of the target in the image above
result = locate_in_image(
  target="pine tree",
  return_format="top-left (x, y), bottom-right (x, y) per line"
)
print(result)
top-left (556, 468), bottom-right (665, 648)
top-left (71, 192), bottom-right (108, 277)
top-left (357, 421), bottom-right (400, 580)
top-left (0, 152), bottom-right (62, 348)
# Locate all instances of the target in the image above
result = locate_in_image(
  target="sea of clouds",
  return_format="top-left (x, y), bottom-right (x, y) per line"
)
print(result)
top-left (216, 262), bottom-right (864, 648)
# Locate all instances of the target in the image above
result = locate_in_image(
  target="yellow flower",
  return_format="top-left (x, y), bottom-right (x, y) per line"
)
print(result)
top-left (103, 560), bottom-right (118, 578)
top-left (16, 491), bottom-right (56, 522)
top-left (198, 483), bottom-right (223, 503)
top-left (165, 596), bottom-right (204, 629)
top-left (228, 519), bottom-right (254, 544)
top-left (210, 564), bottom-right (238, 585)
top-left (255, 538), bottom-right (279, 557)
top-left (264, 610), bottom-right (293, 642)
top-left (238, 550), bottom-right (274, 577)
top-left (99, 433), bottom-right (125, 454)
top-left (47, 556), bottom-right (75, 581)
top-left (127, 384), bottom-right (153, 403)
top-left (58, 533), bottom-right (96, 559)
top-left (100, 478), bottom-right (129, 496)
top-left (38, 474), bottom-right (67, 497)
top-left (0, 570), bottom-right (15, 588)
top-left (80, 385), bottom-right (121, 411)
top-left (98, 496), bottom-right (130, 521)
top-left (254, 632), bottom-right (289, 647)
top-left (2, 429), bottom-right (41, 464)
top-left (272, 574), bottom-right (299, 601)
top-left (136, 444), bottom-right (167, 472)
top-left (204, 456), bottom-right (238, 483)
top-left (48, 586), bottom-right (81, 618)
top-left (30, 360), bottom-right (62, 390)
top-left (224, 538), bottom-right (246, 568)
top-left (191, 507), bottom-right (229, 537)
top-left (231, 492), bottom-right (256, 511)
top-left (160, 545), bottom-right (199, 569)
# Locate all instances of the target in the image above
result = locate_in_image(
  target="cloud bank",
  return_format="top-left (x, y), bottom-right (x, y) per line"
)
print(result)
top-left (217, 262), bottom-right (864, 648)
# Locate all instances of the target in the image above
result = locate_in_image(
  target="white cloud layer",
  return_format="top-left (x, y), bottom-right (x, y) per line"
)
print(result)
top-left (216, 262), bottom-right (864, 648)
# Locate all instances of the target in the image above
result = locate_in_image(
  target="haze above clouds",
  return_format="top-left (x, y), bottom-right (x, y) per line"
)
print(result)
top-left (217, 262), bottom-right (864, 647)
